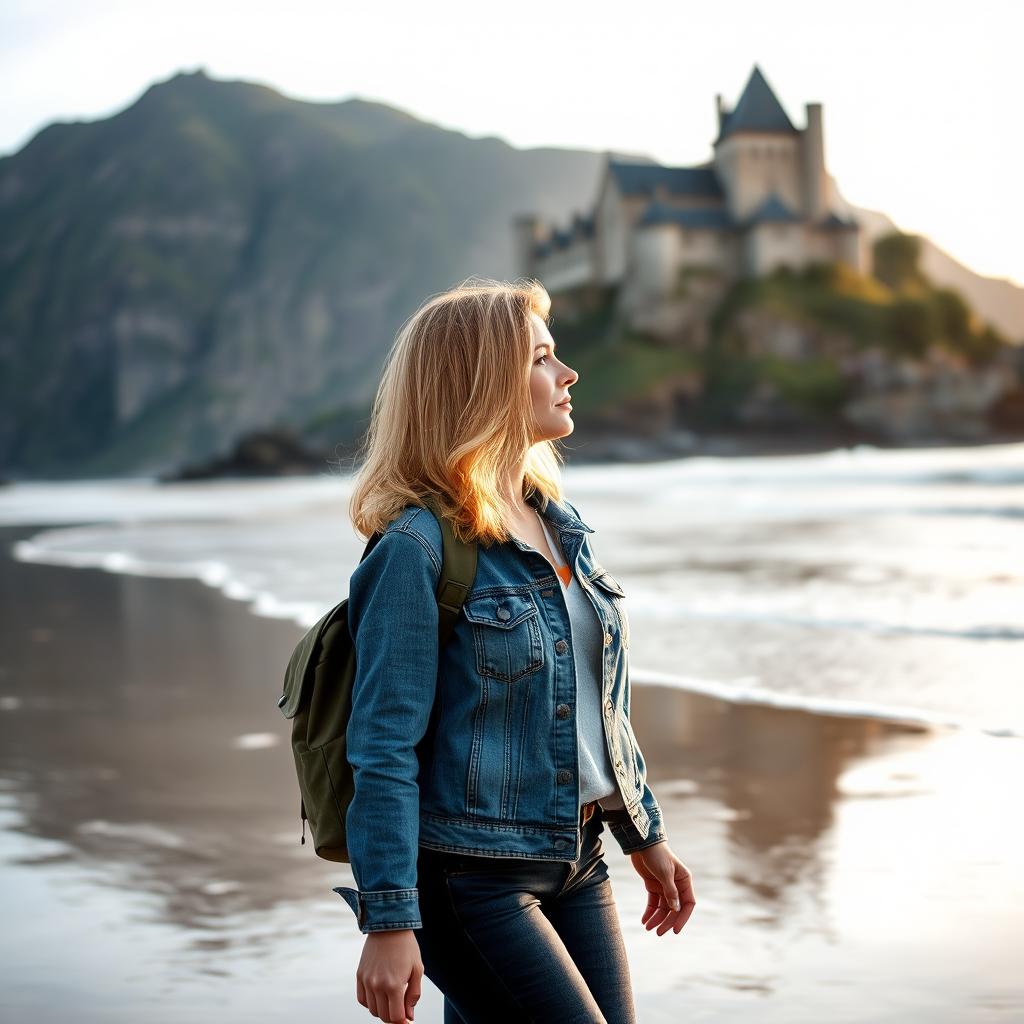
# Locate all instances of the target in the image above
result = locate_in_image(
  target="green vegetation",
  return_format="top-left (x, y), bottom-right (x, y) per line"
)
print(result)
top-left (566, 329), bottom-right (701, 408)
top-left (760, 353), bottom-right (847, 413)
top-left (873, 232), bottom-right (929, 293)
top-left (709, 241), bottom-right (1008, 366)
top-left (698, 323), bottom-right (850, 426)
top-left (693, 232), bottom-right (1014, 427)
top-left (548, 286), bottom-right (701, 409)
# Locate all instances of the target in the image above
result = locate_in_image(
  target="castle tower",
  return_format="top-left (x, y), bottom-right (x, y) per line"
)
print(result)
top-left (711, 65), bottom-right (801, 221)
top-left (715, 93), bottom-right (727, 135)
top-left (801, 102), bottom-right (827, 221)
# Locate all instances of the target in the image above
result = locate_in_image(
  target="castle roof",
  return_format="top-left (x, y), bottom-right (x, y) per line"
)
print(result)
top-left (717, 65), bottom-right (798, 142)
top-left (819, 210), bottom-right (858, 229)
top-left (609, 161), bottom-right (724, 200)
top-left (745, 193), bottom-right (802, 225)
top-left (637, 200), bottom-right (736, 230)
top-left (570, 211), bottom-right (596, 236)
top-left (532, 211), bottom-right (596, 258)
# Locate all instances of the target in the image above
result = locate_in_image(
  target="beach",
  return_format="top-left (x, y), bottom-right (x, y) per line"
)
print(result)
top-left (2, 514), bottom-right (1021, 1023)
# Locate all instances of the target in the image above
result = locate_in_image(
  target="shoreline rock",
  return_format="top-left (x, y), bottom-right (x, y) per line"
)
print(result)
top-left (159, 429), bottom-right (334, 481)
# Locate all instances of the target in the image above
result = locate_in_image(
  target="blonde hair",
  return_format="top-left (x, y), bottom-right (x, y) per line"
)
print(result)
top-left (347, 276), bottom-right (571, 547)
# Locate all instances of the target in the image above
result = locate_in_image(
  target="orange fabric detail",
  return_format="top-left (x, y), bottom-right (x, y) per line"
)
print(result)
top-left (536, 509), bottom-right (572, 588)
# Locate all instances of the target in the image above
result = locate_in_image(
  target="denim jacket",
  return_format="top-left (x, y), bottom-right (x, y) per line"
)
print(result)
top-left (333, 492), bottom-right (668, 932)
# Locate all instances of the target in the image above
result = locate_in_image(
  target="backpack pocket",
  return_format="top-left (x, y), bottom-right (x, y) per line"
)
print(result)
top-left (297, 733), bottom-right (353, 862)
top-left (463, 593), bottom-right (545, 683)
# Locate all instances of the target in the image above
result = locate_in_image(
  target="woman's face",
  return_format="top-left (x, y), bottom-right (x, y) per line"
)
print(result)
top-left (528, 311), bottom-right (578, 443)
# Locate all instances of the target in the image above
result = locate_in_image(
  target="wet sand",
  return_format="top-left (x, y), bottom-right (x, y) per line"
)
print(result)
top-left (1, 523), bottom-right (1021, 1023)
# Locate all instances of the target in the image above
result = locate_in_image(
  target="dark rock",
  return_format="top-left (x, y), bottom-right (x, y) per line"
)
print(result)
top-left (161, 429), bottom-right (331, 481)
top-left (989, 387), bottom-right (1024, 432)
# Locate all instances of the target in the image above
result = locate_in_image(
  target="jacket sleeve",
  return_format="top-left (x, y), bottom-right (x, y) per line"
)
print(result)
top-left (602, 672), bottom-right (669, 853)
top-left (603, 753), bottom-right (668, 853)
top-left (331, 527), bottom-right (440, 933)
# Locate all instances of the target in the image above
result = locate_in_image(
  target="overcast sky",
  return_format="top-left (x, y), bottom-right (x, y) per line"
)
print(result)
top-left (2, 0), bottom-right (1020, 286)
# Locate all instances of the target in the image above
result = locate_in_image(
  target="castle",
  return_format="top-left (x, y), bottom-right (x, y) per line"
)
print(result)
top-left (514, 66), bottom-right (867, 329)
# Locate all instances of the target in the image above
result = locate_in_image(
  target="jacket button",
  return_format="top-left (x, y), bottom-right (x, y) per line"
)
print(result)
top-left (603, 632), bottom-right (613, 646)
top-left (496, 606), bottom-right (511, 621)
top-left (555, 639), bottom-right (568, 654)
top-left (557, 769), bottom-right (572, 784)
top-left (556, 703), bottom-right (571, 719)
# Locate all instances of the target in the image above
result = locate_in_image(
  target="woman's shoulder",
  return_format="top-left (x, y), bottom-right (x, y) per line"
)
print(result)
top-left (380, 504), bottom-right (444, 572)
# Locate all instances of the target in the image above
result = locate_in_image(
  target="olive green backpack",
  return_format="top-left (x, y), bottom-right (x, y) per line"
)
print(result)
top-left (276, 496), bottom-right (478, 862)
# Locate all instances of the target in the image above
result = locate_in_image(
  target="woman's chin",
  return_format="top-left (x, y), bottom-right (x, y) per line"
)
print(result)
top-left (532, 419), bottom-right (574, 444)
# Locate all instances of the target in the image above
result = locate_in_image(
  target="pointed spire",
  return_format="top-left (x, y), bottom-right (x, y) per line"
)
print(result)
top-left (717, 65), bottom-right (797, 141)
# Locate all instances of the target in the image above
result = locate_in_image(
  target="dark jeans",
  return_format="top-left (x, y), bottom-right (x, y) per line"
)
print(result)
top-left (414, 802), bottom-right (637, 1024)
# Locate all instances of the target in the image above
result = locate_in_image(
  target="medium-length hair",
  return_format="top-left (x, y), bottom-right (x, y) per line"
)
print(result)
top-left (348, 275), bottom-right (571, 547)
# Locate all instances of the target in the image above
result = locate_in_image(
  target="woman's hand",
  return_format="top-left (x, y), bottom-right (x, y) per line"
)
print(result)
top-left (355, 929), bottom-right (423, 1023)
top-left (629, 841), bottom-right (696, 935)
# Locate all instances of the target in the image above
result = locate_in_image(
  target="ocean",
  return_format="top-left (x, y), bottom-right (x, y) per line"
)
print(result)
top-left (4, 439), bottom-right (1022, 736)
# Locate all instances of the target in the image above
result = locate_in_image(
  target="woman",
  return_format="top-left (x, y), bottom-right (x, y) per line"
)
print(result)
top-left (338, 277), bottom-right (695, 1024)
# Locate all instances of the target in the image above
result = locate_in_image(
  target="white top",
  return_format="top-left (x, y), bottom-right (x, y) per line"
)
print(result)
top-left (536, 512), bottom-right (624, 810)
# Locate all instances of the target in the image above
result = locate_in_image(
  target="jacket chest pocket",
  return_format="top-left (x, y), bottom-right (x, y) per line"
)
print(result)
top-left (463, 593), bottom-right (545, 683)
top-left (590, 570), bottom-right (630, 650)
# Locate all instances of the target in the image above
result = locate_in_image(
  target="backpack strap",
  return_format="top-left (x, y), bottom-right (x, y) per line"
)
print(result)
top-left (354, 496), bottom-right (478, 647)
top-left (421, 493), bottom-right (477, 646)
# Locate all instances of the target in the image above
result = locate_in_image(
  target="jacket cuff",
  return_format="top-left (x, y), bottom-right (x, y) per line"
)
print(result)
top-left (332, 885), bottom-right (421, 933)
top-left (603, 805), bottom-right (668, 855)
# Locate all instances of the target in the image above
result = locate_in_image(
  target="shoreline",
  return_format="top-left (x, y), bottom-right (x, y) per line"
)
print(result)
top-left (5, 427), bottom-right (1024, 484)
top-left (1, 523), bottom-right (1021, 1021)
top-left (561, 426), bottom-right (1024, 466)
top-left (7, 519), bottom-right (1014, 740)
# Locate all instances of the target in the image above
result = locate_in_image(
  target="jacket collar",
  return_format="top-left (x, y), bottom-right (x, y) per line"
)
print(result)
top-left (526, 489), bottom-right (594, 534)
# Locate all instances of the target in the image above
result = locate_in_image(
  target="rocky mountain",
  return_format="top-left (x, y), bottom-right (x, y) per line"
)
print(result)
top-left (0, 68), bottom-right (605, 477)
